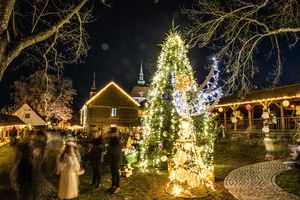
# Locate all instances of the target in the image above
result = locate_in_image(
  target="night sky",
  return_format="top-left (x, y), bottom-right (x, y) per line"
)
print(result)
top-left (0, 0), bottom-right (300, 113)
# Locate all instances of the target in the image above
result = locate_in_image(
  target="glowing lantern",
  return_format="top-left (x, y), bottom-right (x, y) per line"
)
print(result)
top-left (245, 104), bottom-right (252, 111)
top-left (282, 100), bottom-right (290, 107)
top-left (175, 168), bottom-right (188, 182)
top-left (173, 150), bottom-right (187, 166)
top-left (184, 143), bottom-right (192, 151)
top-left (218, 107), bottom-right (224, 112)
top-left (175, 73), bottom-right (192, 92)
top-left (187, 172), bottom-right (201, 188)
top-left (262, 126), bottom-right (270, 133)
top-left (161, 155), bottom-right (168, 162)
top-left (262, 112), bottom-right (269, 119)
top-left (231, 116), bottom-right (237, 123)
top-left (296, 105), bottom-right (300, 115)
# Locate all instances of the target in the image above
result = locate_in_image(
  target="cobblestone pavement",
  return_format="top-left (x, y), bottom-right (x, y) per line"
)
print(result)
top-left (224, 160), bottom-right (300, 200)
top-left (40, 178), bottom-right (58, 200)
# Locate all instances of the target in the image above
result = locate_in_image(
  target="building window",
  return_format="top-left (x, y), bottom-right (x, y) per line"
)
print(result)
top-left (111, 107), bottom-right (117, 117)
top-left (25, 113), bottom-right (30, 119)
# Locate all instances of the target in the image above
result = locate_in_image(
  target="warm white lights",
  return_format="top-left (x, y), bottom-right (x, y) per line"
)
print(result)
top-left (141, 30), bottom-right (219, 198)
top-left (282, 100), bottom-right (290, 107)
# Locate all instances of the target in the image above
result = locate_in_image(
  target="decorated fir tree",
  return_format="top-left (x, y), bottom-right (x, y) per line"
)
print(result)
top-left (140, 29), bottom-right (197, 169)
top-left (140, 27), bottom-right (222, 198)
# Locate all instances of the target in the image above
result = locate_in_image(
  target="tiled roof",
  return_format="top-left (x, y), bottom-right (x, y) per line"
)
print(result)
top-left (130, 86), bottom-right (150, 97)
top-left (0, 113), bottom-right (26, 126)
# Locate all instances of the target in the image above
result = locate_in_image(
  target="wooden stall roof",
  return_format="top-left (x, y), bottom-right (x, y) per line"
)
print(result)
top-left (0, 113), bottom-right (26, 126)
top-left (217, 83), bottom-right (300, 107)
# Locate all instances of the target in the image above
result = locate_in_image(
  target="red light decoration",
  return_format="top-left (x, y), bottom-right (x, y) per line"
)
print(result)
top-left (245, 104), bottom-right (252, 111)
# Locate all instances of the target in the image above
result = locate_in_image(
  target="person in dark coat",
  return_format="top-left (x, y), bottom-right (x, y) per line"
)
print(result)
top-left (10, 126), bottom-right (18, 145)
top-left (15, 130), bottom-right (47, 200)
top-left (107, 127), bottom-right (122, 194)
top-left (89, 130), bottom-right (104, 188)
top-left (31, 131), bottom-right (47, 198)
top-left (16, 142), bottom-right (34, 200)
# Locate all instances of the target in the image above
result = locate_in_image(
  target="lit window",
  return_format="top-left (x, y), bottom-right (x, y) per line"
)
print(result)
top-left (111, 107), bottom-right (117, 117)
top-left (25, 113), bottom-right (30, 119)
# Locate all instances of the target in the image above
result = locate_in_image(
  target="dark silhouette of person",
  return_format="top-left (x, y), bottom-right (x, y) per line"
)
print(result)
top-left (107, 127), bottom-right (122, 194)
top-left (89, 130), bottom-right (104, 188)
top-left (10, 126), bottom-right (17, 145)
top-left (15, 130), bottom-right (47, 200)
top-left (16, 142), bottom-right (34, 200)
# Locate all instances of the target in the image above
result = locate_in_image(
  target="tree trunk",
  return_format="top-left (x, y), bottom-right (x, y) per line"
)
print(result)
top-left (0, 0), bottom-right (16, 36)
top-left (0, 0), bottom-right (88, 81)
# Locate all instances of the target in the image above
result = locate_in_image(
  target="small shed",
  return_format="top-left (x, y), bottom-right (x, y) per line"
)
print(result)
top-left (0, 113), bottom-right (26, 143)
top-left (13, 103), bottom-right (47, 127)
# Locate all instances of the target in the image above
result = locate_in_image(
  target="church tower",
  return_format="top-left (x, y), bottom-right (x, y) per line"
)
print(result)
top-left (90, 72), bottom-right (97, 97)
top-left (130, 60), bottom-right (150, 103)
top-left (137, 60), bottom-right (145, 86)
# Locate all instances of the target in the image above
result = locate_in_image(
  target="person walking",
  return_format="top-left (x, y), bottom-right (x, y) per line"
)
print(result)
top-left (56, 140), bottom-right (83, 200)
top-left (107, 127), bottom-right (122, 194)
top-left (89, 130), bottom-right (104, 188)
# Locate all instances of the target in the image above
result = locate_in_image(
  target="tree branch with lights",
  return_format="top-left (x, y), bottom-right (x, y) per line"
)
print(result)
top-left (13, 70), bottom-right (76, 122)
top-left (183, 0), bottom-right (300, 96)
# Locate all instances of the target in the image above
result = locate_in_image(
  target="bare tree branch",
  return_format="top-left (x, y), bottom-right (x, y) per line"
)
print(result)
top-left (0, 0), bottom-right (16, 35)
top-left (13, 70), bottom-right (76, 121)
top-left (0, 0), bottom-right (90, 80)
top-left (183, 0), bottom-right (300, 96)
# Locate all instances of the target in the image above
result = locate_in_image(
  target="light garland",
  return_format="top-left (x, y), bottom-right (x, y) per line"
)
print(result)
top-left (86, 81), bottom-right (140, 106)
top-left (216, 95), bottom-right (300, 107)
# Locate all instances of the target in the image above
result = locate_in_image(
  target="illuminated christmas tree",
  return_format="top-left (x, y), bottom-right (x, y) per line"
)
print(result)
top-left (140, 28), bottom-right (221, 198)
top-left (140, 29), bottom-right (197, 169)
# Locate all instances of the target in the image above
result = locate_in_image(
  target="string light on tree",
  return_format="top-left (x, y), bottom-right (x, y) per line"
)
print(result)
top-left (140, 29), bottom-right (197, 170)
top-left (140, 28), bottom-right (221, 198)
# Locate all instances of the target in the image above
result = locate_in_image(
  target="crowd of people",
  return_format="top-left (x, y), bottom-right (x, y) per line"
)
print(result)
top-left (11, 127), bottom-right (123, 200)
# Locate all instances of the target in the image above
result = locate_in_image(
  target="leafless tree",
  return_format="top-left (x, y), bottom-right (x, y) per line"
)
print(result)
top-left (0, 104), bottom-right (16, 114)
top-left (0, 0), bottom-right (95, 81)
top-left (183, 0), bottom-right (300, 96)
top-left (13, 70), bottom-right (76, 122)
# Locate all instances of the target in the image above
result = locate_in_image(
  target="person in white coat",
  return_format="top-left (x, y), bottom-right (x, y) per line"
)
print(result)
top-left (56, 141), bottom-right (83, 200)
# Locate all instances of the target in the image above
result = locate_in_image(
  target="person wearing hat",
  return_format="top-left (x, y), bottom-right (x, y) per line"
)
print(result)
top-left (107, 127), bottom-right (122, 194)
top-left (56, 140), bottom-right (83, 199)
top-left (89, 130), bottom-right (104, 188)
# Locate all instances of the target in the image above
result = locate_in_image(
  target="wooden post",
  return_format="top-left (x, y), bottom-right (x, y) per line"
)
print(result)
top-left (280, 104), bottom-right (285, 130)
top-left (275, 103), bottom-right (285, 130)
top-left (248, 109), bottom-right (252, 132)
top-left (224, 111), bottom-right (227, 132)
top-left (230, 104), bottom-right (239, 132)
